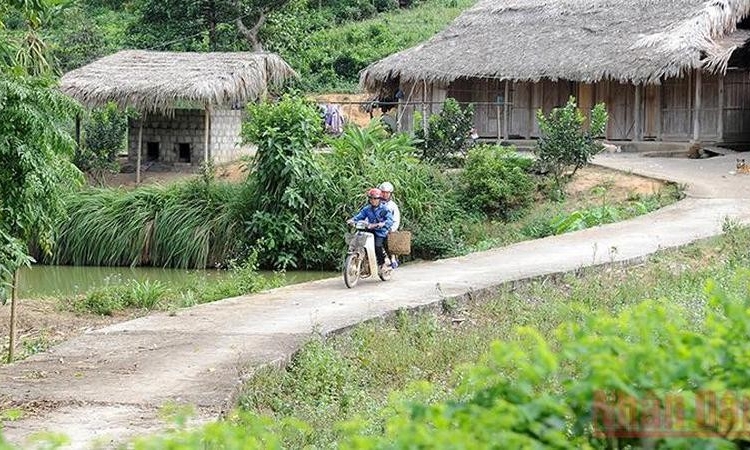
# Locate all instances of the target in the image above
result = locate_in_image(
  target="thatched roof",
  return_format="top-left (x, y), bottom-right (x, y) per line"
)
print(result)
top-left (360, 0), bottom-right (750, 90)
top-left (61, 50), bottom-right (296, 113)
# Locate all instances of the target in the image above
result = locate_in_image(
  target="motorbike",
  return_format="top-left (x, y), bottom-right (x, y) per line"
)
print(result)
top-left (343, 220), bottom-right (392, 288)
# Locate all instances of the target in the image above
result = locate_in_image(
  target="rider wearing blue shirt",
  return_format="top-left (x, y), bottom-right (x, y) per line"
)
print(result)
top-left (348, 188), bottom-right (393, 270)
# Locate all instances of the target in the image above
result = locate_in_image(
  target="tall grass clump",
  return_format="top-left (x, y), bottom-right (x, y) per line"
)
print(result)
top-left (50, 175), bottom-right (242, 269)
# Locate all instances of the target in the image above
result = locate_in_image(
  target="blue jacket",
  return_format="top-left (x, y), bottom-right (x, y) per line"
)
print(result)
top-left (351, 203), bottom-right (393, 238)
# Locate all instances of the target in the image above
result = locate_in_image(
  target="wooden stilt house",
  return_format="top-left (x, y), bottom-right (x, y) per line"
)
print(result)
top-left (360, 0), bottom-right (750, 146)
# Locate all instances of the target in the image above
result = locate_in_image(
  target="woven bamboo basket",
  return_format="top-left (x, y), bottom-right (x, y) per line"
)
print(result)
top-left (388, 230), bottom-right (412, 255)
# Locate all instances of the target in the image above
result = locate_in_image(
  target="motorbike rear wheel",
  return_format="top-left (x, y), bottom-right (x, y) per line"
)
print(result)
top-left (343, 254), bottom-right (361, 288)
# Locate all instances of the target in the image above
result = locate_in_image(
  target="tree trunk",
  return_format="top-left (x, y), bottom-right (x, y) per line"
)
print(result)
top-left (235, 8), bottom-right (266, 52)
top-left (205, 0), bottom-right (218, 51)
top-left (7, 269), bottom-right (19, 363)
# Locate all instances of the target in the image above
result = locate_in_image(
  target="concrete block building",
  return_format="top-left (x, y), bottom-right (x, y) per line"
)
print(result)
top-left (61, 50), bottom-right (296, 178)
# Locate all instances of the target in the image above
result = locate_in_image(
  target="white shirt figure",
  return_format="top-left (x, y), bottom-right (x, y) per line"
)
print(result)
top-left (384, 199), bottom-right (400, 232)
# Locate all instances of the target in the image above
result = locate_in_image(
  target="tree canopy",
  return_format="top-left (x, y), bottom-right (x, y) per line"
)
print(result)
top-left (0, 0), bottom-right (82, 301)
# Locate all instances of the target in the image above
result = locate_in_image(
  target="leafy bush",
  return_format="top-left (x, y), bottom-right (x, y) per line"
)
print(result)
top-left (535, 96), bottom-right (608, 195)
top-left (415, 98), bottom-right (474, 167)
top-left (76, 102), bottom-right (127, 185)
top-left (460, 144), bottom-right (534, 218)
top-left (240, 95), bottom-right (327, 270)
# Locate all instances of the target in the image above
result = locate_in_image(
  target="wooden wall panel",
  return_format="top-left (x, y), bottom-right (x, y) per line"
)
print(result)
top-left (722, 70), bottom-right (750, 142)
top-left (595, 81), bottom-right (635, 140)
top-left (661, 76), bottom-right (691, 140)
top-left (510, 82), bottom-right (531, 138)
top-left (643, 84), bottom-right (660, 139)
top-left (698, 73), bottom-right (720, 140)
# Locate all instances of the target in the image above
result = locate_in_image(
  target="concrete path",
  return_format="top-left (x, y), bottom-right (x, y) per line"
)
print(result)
top-left (3, 153), bottom-right (750, 449)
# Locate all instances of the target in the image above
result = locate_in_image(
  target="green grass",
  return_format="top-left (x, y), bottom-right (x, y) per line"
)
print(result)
top-left (455, 178), bottom-right (684, 255)
top-left (65, 256), bottom-right (284, 316)
top-left (50, 178), bottom-right (241, 269)
top-left (236, 222), bottom-right (749, 448)
top-left (284, 0), bottom-right (476, 92)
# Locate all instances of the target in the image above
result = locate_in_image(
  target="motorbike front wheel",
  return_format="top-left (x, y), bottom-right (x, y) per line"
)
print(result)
top-left (343, 254), bottom-right (361, 288)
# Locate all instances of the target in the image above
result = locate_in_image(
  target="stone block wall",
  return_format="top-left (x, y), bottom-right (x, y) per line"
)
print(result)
top-left (128, 107), bottom-right (256, 167)
top-left (210, 108), bottom-right (256, 164)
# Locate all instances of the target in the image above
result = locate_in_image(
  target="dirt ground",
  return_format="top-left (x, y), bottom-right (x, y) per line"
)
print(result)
top-left (0, 165), bottom-right (665, 363)
top-left (100, 159), bottom-right (247, 188)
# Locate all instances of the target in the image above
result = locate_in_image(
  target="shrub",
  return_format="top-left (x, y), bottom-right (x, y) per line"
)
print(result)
top-left (461, 144), bottom-right (534, 218)
top-left (415, 98), bottom-right (474, 167)
top-left (241, 95), bottom-right (327, 270)
top-left (535, 96), bottom-right (607, 196)
top-left (77, 102), bottom-right (127, 185)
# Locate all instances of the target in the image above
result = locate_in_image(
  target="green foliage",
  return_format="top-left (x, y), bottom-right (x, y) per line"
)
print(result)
top-left (126, 0), bottom-right (239, 52)
top-left (324, 120), bottom-right (466, 260)
top-left (460, 144), bottom-right (534, 218)
top-left (263, 0), bottom-right (473, 91)
top-left (0, 74), bottom-right (82, 296)
top-left (67, 253), bottom-right (282, 316)
top-left (535, 97), bottom-right (608, 195)
top-left (49, 177), bottom-right (240, 269)
top-left (415, 98), bottom-right (475, 167)
top-left (241, 95), bottom-right (327, 269)
top-left (76, 102), bottom-right (127, 184)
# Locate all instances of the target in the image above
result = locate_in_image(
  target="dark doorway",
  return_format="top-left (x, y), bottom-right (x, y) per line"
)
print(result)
top-left (178, 143), bottom-right (191, 163)
top-left (146, 142), bottom-right (160, 161)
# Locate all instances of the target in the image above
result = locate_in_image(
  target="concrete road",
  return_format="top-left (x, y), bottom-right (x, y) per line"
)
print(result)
top-left (2, 153), bottom-right (750, 449)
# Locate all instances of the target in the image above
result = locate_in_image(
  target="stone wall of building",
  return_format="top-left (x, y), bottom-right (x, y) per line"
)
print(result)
top-left (127, 108), bottom-right (256, 168)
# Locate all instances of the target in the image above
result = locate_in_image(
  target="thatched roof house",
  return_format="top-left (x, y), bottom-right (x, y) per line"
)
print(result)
top-left (61, 50), bottom-right (296, 114)
top-left (360, 0), bottom-right (750, 144)
top-left (61, 51), bottom-right (296, 178)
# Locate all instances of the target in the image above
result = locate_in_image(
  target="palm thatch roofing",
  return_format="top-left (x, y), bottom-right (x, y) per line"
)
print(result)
top-left (61, 50), bottom-right (296, 113)
top-left (361, 0), bottom-right (750, 90)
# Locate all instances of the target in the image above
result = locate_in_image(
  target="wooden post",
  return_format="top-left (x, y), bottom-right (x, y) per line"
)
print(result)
top-left (634, 84), bottom-right (643, 141)
top-left (204, 104), bottom-right (212, 164)
top-left (136, 118), bottom-right (143, 185)
top-left (75, 115), bottom-right (81, 149)
top-left (656, 84), bottom-right (663, 141)
top-left (496, 103), bottom-right (502, 142)
top-left (421, 81), bottom-right (428, 138)
top-left (503, 80), bottom-right (510, 140)
top-left (396, 101), bottom-right (402, 133)
top-left (7, 269), bottom-right (19, 363)
top-left (718, 76), bottom-right (724, 141)
top-left (693, 69), bottom-right (702, 142)
top-left (527, 83), bottom-right (534, 139)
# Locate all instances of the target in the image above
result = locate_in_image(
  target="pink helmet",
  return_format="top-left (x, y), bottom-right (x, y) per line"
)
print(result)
top-left (367, 188), bottom-right (383, 199)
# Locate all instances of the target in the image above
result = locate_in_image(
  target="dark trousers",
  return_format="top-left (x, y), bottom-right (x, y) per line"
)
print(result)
top-left (370, 233), bottom-right (387, 266)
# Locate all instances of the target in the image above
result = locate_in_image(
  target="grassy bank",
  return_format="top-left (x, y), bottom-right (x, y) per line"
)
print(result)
top-left (236, 221), bottom-right (750, 448)
top-left (273, 0), bottom-right (476, 92)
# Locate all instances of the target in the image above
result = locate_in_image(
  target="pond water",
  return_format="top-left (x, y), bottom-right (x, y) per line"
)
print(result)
top-left (17, 265), bottom-right (337, 299)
